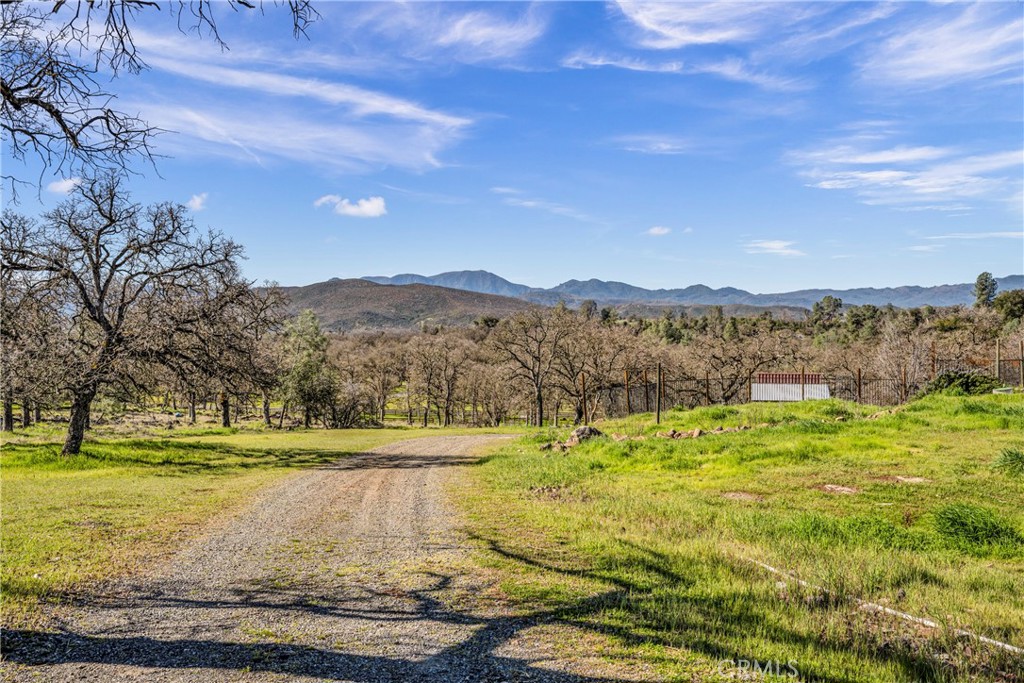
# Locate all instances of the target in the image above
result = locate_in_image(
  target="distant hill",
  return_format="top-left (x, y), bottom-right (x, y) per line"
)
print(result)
top-left (364, 270), bottom-right (531, 298)
top-left (360, 271), bottom-right (1024, 309)
top-left (279, 278), bottom-right (532, 332)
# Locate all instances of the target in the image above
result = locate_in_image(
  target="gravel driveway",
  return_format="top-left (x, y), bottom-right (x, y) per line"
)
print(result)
top-left (2, 435), bottom-right (636, 682)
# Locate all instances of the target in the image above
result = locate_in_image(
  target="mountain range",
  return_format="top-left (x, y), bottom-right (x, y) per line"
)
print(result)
top-left (363, 271), bottom-right (1023, 310)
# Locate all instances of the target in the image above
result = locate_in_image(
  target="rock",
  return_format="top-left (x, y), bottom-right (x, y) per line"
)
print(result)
top-left (712, 426), bottom-right (724, 433)
top-left (821, 484), bottom-right (859, 494)
top-left (691, 428), bottom-right (702, 438)
top-left (611, 433), bottom-right (628, 442)
top-left (672, 431), bottom-right (689, 439)
top-left (564, 425), bottom-right (604, 447)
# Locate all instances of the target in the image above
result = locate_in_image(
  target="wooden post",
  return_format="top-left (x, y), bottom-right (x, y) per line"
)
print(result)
top-left (1019, 340), bottom-right (1024, 388)
top-left (581, 372), bottom-right (588, 425)
top-left (800, 367), bottom-right (806, 401)
top-left (995, 339), bottom-right (1001, 383)
top-left (643, 369), bottom-right (651, 412)
top-left (624, 369), bottom-right (631, 415)
top-left (747, 371), bottom-right (753, 403)
top-left (856, 368), bottom-right (862, 403)
top-left (656, 363), bottom-right (662, 425)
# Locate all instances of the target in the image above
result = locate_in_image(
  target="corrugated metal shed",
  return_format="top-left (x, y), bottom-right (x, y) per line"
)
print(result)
top-left (751, 383), bottom-right (831, 401)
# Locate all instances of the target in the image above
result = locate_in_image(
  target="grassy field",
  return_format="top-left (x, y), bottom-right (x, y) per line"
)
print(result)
top-left (0, 418), bottom-right (515, 629)
top-left (463, 394), bottom-right (1024, 682)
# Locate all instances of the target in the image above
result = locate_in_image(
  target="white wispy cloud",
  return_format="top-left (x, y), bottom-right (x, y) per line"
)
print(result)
top-left (788, 132), bottom-right (1023, 210)
top-left (689, 58), bottom-right (805, 92)
top-left (613, 134), bottom-right (693, 155)
top-left (187, 192), bottom-right (208, 212)
top-left (925, 232), bottom-right (1023, 240)
top-left (139, 104), bottom-right (462, 172)
top-left (314, 194), bottom-right (387, 218)
top-left (745, 240), bottom-right (806, 257)
top-left (46, 177), bottom-right (81, 194)
top-left (492, 187), bottom-right (591, 222)
top-left (346, 3), bottom-right (548, 65)
top-left (861, 4), bottom-right (1024, 88)
top-left (615, 1), bottom-right (802, 50)
top-left (435, 9), bottom-right (547, 62)
top-left (646, 226), bottom-right (671, 236)
top-left (906, 244), bottom-right (942, 253)
top-left (562, 51), bottom-right (683, 73)
top-left (147, 58), bottom-right (470, 130)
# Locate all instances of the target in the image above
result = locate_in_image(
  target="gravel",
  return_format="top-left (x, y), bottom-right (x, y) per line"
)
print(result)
top-left (2, 435), bottom-right (634, 682)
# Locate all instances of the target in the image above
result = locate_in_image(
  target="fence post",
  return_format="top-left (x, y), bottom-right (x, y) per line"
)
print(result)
top-left (800, 367), bottom-right (806, 401)
top-left (656, 363), bottom-right (662, 425)
top-left (747, 371), bottom-right (753, 403)
top-left (624, 369), bottom-right (631, 415)
top-left (1019, 340), bottom-right (1024, 388)
top-left (856, 368), bottom-right (862, 403)
top-left (995, 339), bottom-right (1001, 383)
top-left (643, 369), bottom-right (650, 412)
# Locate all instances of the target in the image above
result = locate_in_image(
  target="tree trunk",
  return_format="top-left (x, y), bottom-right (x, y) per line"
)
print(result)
top-left (220, 394), bottom-right (230, 428)
top-left (3, 398), bottom-right (13, 432)
top-left (62, 388), bottom-right (96, 455)
top-left (278, 402), bottom-right (288, 429)
top-left (22, 402), bottom-right (31, 427)
top-left (34, 404), bottom-right (41, 424)
top-left (188, 393), bottom-right (197, 424)
top-left (262, 391), bottom-right (271, 427)
top-left (304, 406), bottom-right (310, 428)
top-left (535, 387), bottom-right (543, 427)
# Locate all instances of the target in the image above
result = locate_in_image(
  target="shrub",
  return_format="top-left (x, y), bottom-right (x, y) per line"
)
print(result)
top-left (993, 447), bottom-right (1024, 478)
top-left (918, 370), bottom-right (1002, 398)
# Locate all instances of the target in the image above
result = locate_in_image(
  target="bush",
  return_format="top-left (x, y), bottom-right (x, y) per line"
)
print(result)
top-left (993, 447), bottom-right (1024, 478)
top-left (934, 503), bottom-right (1022, 549)
top-left (918, 370), bottom-right (1002, 397)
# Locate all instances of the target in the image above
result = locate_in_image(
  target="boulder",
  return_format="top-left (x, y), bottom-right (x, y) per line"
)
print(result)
top-left (564, 425), bottom-right (604, 447)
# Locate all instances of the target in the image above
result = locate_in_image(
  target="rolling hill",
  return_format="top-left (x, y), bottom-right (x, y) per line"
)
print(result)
top-left (279, 278), bottom-right (533, 332)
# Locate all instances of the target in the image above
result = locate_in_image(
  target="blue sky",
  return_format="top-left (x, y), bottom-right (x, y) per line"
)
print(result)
top-left (11, 1), bottom-right (1024, 292)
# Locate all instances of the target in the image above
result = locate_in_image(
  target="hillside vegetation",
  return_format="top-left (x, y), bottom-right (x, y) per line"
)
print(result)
top-left (465, 394), bottom-right (1024, 681)
top-left (279, 278), bottom-right (532, 331)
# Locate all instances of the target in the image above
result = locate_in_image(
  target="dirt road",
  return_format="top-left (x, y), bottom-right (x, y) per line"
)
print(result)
top-left (3, 435), bottom-right (634, 682)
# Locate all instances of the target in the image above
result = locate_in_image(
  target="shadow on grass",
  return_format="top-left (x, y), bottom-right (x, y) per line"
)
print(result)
top-left (469, 534), bottom-right (1008, 683)
top-left (0, 436), bottom-right (480, 476)
top-left (2, 570), bottom-right (632, 682)
top-left (3, 539), bottom-right (989, 682)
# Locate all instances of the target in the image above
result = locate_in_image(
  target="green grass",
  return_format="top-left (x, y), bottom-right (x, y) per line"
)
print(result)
top-left (463, 395), bottom-right (1024, 681)
top-left (0, 421), bottom-right (517, 628)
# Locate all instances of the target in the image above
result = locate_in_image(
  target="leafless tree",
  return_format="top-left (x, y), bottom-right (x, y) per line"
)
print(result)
top-left (489, 308), bottom-right (573, 426)
top-left (2, 174), bottom-right (279, 453)
top-left (1, 1), bottom-right (318, 196)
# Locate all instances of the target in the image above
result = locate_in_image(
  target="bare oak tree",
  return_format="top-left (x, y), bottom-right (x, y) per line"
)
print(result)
top-left (2, 174), bottom-right (277, 454)
top-left (1, 1), bottom-right (317, 195)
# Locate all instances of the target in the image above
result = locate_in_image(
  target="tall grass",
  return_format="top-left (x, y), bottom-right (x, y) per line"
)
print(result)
top-left (465, 395), bottom-right (1024, 681)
